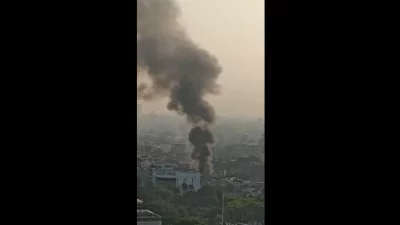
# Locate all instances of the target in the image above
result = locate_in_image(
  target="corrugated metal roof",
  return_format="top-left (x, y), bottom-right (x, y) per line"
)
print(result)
top-left (137, 209), bottom-right (161, 218)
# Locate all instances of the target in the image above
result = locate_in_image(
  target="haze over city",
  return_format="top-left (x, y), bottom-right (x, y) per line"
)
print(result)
top-left (138, 0), bottom-right (265, 118)
top-left (137, 1), bottom-right (265, 224)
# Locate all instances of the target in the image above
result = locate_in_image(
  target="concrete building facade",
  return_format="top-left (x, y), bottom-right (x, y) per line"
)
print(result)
top-left (151, 168), bottom-right (202, 191)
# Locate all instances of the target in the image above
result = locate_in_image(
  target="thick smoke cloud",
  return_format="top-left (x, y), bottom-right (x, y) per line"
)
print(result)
top-left (189, 125), bottom-right (215, 175)
top-left (137, 0), bottom-right (222, 175)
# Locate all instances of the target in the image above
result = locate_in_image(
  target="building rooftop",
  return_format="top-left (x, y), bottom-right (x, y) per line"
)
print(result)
top-left (137, 209), bottom-right (161, 219)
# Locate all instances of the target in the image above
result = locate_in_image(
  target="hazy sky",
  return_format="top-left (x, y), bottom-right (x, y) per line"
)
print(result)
top-left (138, 0), bottom-right (265, 118)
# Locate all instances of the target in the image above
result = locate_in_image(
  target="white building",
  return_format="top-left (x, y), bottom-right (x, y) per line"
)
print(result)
top-left (151, 168), bottom-right (202, 191)
top-left (151, 163), bottom-right (177, 169)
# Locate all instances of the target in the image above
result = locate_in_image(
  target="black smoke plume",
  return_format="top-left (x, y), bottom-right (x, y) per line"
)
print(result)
top-left (189, 125), bottom-right (215, 175)
top-left (137, 0), bottom-right (221, 175)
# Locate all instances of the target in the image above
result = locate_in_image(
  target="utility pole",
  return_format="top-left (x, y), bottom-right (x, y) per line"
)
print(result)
top-left (221, 194), bottom-right (224, 225)
top-left (221, 193), bottom-right (241, 225)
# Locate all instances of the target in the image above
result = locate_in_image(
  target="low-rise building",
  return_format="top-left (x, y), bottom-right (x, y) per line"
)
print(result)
top-left (151, 168), bottom-right (202, 191)
top-left (137, 199), bottom-right (162, 225)
top-left (137, 209), bottom-right (162, 225)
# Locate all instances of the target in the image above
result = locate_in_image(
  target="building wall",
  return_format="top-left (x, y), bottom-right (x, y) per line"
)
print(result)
top-left (176, 171), bottom-right (202, 191)
top-left (151, 169), bottom-right (175, 186)
top-left (151, 169), bottom-right (202, 191)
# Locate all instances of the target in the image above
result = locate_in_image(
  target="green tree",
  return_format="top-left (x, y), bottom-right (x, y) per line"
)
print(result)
top-left (176, 205), bottom-right (189, 216)
top-left (181, 183), bottom-right (188, 192)
top-left (153, 186), bottom-right (174, 201)
top-left (188, 184), bottom-right (195, 192)
top-left (225, 197), bottom-right (264, 223)
top-left (144, 200), bottom-right (179, 218)
top-left (204, 207), bottom-right (221, 225)
top-left (195, 185), bottom-right (221, 207)
top-left (223, 183), bottom-right (234, 193)
top-left (138, 180), bottom-right (264, 225)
